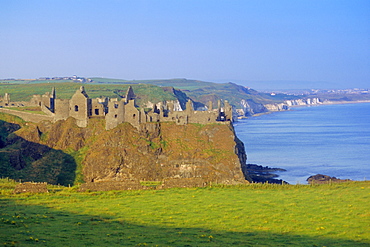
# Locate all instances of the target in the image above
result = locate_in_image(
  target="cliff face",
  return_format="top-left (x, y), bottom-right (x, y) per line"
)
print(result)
top-left (81, 121), bottom-right (247, 185)
top-left (0, 114), bottom-right (249, 187)
top-left (263, 98), bottom-right (322, 113)
top-left (0, 114), bottom-right (77, 185)
top-left (239, 99), bottom-right (268, 116)
top-left (285, 98), bottom-right (322, 106)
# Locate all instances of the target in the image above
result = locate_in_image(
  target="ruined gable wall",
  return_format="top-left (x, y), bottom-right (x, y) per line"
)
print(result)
top-left (69, 92), bottom-right (89, 119)
top-left (69, 92), bottom-right (90, 127)
top-left (105, 100), bottom-right (125, 130)
top-left (123, 100), bottom-right (140, 128)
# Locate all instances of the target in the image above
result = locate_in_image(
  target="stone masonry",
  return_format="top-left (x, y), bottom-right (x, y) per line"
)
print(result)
top-left (1, 86), bottom-right (233, 129)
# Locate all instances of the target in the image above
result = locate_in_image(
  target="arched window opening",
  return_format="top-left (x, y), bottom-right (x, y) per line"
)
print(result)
top-left (133, 114), bottom-right (136, 119)
top-left (74, 105), bottom-right (79, 111)
top-left (95, 109), bottom-right (99, 115)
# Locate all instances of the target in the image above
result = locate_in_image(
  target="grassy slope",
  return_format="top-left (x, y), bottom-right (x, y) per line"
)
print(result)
top-left (0, 83), bottom-right (177, 107)
top-left (1, 78), bottom-right (289, 107)
top-left (91, 78), bottom-right (295, 105)
top-left (2, 78), bottom-right (369, 111)
top-left (0, 179), bottom-right (369, 246)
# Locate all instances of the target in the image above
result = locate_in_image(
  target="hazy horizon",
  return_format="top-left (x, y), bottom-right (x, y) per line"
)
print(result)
top-left (1, 0), bottom-right (369, 90)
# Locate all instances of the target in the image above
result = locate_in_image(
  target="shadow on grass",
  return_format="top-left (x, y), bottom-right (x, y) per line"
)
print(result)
top-left (0, 119), bottom-right (76, 186)
top-left (0, 198), bottom-right (368, 247)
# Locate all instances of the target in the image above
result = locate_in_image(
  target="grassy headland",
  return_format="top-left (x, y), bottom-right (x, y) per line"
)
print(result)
top-left (0, 179), bottom-right (369, 246)
top-left (0, 79), bottom-right (296, 109)
top-left (0, 83), bottom-right (177, 108)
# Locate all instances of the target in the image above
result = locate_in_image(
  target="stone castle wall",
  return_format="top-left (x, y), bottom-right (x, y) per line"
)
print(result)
top-left (54, 99), bottom-right (70, 121)
top-left (1, 86), bottom-right (233, 129)
top-left (0, 108), bottom-right (54, 123)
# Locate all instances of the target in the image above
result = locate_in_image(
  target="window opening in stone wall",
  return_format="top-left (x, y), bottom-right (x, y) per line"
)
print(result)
top-left (133, 114), bottom-right (136, 119)
top-left (74, 105), bottom-right (79, 111)
top-left (114, 114), bottom-right (117, 118)
top-left (95, 109), bottom-right (99, 115)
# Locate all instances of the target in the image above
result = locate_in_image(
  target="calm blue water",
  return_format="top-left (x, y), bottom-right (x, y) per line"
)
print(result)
top-left (234, 103), bottom-right (370, 184)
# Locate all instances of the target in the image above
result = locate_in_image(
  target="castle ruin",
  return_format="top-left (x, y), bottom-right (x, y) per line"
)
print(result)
top-left (0, 86), bottom-right (233, 129)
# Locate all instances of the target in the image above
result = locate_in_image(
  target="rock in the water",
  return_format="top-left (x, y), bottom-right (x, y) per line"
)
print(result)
top-left (241, 163), bottom-right (287, 184)
top-left (307, 174), bottom-right (351, 184)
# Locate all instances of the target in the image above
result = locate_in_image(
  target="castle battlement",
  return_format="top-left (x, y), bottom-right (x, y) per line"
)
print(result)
top-left (0, 86), bottom-right (233, 129)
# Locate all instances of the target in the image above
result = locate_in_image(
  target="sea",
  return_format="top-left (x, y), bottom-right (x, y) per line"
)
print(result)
top-left (234, 102), bottom-right (370, 184)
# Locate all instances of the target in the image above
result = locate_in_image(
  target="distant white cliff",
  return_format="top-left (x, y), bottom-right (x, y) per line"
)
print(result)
top-left (265, 98), bottom-right (322, 112)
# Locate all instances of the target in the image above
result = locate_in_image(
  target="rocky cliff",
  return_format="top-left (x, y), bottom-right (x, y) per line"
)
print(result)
top-left (0, 113), bottom-right (250, 188)
top-left (263, 98), bottom-right (322, 113)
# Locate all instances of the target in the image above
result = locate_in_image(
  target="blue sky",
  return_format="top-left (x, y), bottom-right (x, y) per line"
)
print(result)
top-left (1, 0), bottom-right (369, 90)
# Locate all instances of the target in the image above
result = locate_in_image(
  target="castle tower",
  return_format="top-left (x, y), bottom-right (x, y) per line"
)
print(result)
top-left (51, 87), bottom-right (56, 99)
top-left (4, 93), bottom-right (10, 105)
top-left (216, 100), bottom-right (222, 121)
top-left (224, 100), bottom-right (233, 122)
top-left (125, 86), bottom-right (136, 103)
top-left (124, 100), bottom-right (140, 128)
top-left (185, 100), bottom-right (193, 113)
top-left (50, 87), bottom-right (56, 112)
top-left (69, 86), bottom-right (91, 127)
top-left (207, 101), bottom-right (213, 111)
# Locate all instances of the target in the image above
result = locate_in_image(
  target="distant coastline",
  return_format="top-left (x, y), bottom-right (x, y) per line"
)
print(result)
top-left (234, 102), bottom-right (370, 184)
top-left (290, 99), bottom-right (370, 107)
top-left (238, 100), bottom-right (370, 120)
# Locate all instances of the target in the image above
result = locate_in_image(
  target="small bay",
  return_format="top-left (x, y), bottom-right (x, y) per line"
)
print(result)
top-left (234, 103), bottom-right (370, 184)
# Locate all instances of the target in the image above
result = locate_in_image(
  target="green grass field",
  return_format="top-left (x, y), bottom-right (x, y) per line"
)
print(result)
top-left (0, 79), bottom-right (295, 108)
top-left (0, 83), bottom-right (177, 108)
top-left (0, 179), bottom-right (369, 246)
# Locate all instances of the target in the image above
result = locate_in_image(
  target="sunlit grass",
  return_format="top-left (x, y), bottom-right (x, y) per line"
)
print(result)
top-left (6, 106), bottom-right (46, 115)
top-left (0, 179), bottom-right (369, 246)
top-left (0, 82), bottom-right (177, 107)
